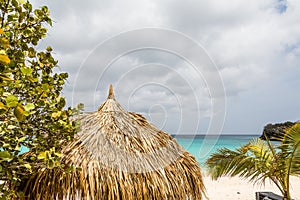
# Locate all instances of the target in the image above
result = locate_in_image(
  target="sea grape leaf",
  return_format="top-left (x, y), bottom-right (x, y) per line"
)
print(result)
top-left (6, 95), bottom-right (19, 108)
top-left (24, 103), bottom-right (35, 111)
top-left (0, 54), bottom-right (10, 64)
top-left (37, 151), bottom-right (47, 160)
top-left (0, 151), bottom-right (13, 161)
top-left (20, 67), bottom-right (33, 75)
top-left (14, 104), bottom-right (25, 121)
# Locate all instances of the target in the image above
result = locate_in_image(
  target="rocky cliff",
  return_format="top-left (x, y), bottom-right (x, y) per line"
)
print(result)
top-left (260, 121), bottom-right (296, 141)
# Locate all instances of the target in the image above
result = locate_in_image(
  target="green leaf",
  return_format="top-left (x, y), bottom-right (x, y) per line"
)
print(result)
top-left (54, 152), bottom-right (62, 157)
top-left (3, 92), bottom-right (11, 97)
top-left (2, 143), bottom-right (10, 148)
top-left (0, 151), bottom-right (13, 161)
top-left (30, 156), bottom-right (36, 161)
top-left (46, 46), bottom-right (52, 52)
top-left (24, 103), bottom-right (35, 111)
top-left (51, 111), bottom-right (61, 118)
top-left (17, 0), bottom-right (26, 5)
top-left (37, 151), bottom-right (47, 160)
top-left (27, 76), bottom-right (38, 83)
top-left (18, 136), bottom-right (26, 142)
top-left (7, 125), bottom-right (15, 129)
top-left (0, 54), bottom-right (10, 64)
top-left (12, 0), bottom-right (19, 7)
top-left (14, 104), bottom-right (25, 121)
top-left (42, 83), bottom-right (49, 91)
top-left (28, 47), bottom-right (36, 58)
top-left (15, 145), bottom-right (20, 151)
top-left (6, 95), bottom-right (19, 108)
top-left (20, 67), bottom-right (33, 75)
top-left (58, 97), bottom-right (66, 108)
top-left (0, 74), bottom-right (13, 81)
top-left (0, 102), bottom-right (7, 111)
top-left (23, 163), bottom-right (31, 169)
top-left (0, 50), bottom-right (7, 54)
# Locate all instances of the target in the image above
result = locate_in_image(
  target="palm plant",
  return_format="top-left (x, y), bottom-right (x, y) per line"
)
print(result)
top-left (206, 123), bottom-right (300, 200)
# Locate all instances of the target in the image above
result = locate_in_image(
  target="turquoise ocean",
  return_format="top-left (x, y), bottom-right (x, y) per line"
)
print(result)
top-left (174, 135), bottom-right (260, 166)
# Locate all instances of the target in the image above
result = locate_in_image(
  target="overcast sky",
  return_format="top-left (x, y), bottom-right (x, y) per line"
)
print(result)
top-left (32, 0), bottom-right (300, 135)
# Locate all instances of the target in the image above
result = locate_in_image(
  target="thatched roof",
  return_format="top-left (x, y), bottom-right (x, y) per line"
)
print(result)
top-left (23, 85), bottom-right (205, 200)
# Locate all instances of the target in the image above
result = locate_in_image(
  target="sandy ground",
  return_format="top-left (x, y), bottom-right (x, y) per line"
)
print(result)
top-left (1, 176), bottom-right (299, 199)
top-left (203, 175), bottom-right (300, 200)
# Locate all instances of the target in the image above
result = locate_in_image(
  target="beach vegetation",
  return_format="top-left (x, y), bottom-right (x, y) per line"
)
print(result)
top-left (0, 0), bottom-right (78, 198)
top-left (206, 123), bottom-right (300, 200)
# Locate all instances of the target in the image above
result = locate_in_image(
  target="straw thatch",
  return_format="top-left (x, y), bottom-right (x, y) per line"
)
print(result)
top-left (22, 85), bottom-right (205, 200)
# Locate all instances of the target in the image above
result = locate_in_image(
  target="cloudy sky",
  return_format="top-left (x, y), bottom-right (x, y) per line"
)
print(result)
top-left (32, 0), bottom-right (300, 135)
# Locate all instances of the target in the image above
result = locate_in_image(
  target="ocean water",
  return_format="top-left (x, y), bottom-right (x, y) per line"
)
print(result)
top-left (17, 135), bottom-right (259, 168)
top-left (174, 135), bottom-right (260, 166)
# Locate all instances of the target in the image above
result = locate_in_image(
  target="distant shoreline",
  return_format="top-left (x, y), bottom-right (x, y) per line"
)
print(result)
top-left (171, 134), bottom-right (260, 138)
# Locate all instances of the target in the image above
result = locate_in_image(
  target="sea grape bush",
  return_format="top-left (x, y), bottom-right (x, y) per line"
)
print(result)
top-left (0, 0), bottom-right (78, 198)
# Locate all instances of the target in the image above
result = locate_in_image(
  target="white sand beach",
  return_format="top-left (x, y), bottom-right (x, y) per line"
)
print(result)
top-left (204, 175), bottom-right (300, 200)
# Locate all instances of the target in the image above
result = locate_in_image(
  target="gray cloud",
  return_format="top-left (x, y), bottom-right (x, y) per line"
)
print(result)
top-left (32, 0), bottom-right (300, 134)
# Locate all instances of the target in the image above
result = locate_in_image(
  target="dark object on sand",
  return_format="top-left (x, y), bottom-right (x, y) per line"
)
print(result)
top-left (256, 192), bottom-right (284, 200)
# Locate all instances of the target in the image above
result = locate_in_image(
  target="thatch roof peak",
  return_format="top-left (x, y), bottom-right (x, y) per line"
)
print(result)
top-left (98, 84), bottom-right (126, 113)
top-left (107, 84), bottom-right (115, 99)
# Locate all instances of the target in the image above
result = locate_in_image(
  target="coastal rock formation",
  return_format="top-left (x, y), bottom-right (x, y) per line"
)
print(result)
top-left (260, 121), bottom-right (296, 141)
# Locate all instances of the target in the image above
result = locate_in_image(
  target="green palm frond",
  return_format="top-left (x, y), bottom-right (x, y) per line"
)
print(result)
top-left (206, 123), bottom-right (300, 200)
top-left (206, 139), bottom-right (274, 183)
top-left (281, 123), bottom-right (300, 176)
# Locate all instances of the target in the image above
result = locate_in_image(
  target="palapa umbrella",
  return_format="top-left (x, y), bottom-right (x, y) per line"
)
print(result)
top-left (23, 85), bottom-right (205, 200)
